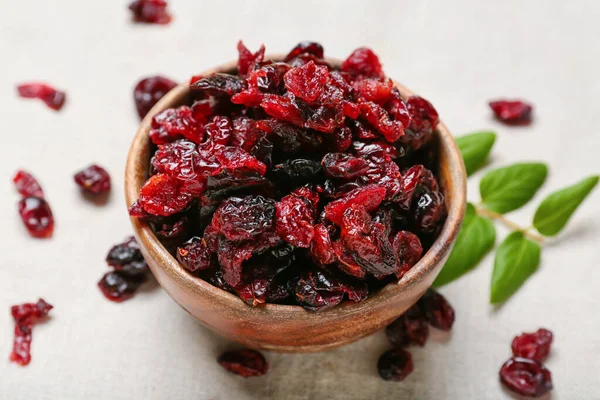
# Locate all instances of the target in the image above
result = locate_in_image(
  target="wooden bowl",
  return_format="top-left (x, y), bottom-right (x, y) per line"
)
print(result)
top-left (125, 56), bottom-right (467, 352)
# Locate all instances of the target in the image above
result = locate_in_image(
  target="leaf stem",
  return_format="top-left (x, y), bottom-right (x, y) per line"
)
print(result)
top-left (476, 207), bottom-right (545, 244)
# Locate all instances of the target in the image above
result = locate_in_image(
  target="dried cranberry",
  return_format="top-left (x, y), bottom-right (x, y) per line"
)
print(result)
top-left (341, 47), bottom-right (384, 78)
top-left (237, 41), bottom-right (265, 76)
top-left (138, 173), bottom-right (194, 216)
top-left (74, 164), bottom-right (111, 195)
top-left (260, 94), bottom-right (304, 126)
top-left (134, 76), bottom-right (177, 118)
top-left (16, 83), bottom-right (66, 111)
top-left (271, 159), bottom-right (322, 188)
top-left (324, 184), bottom-right (386, 225)
top-left (152, 139), bottom-right (201, 180)
top-left (106, 236), bottom-right (149, 276)
top-left (176, 236), bottom-right (213, 272)
top-left (321, 153), bottom-right (370, 179)
top-left (11, 299), bottom-right (53, 326)
top-left (310, 223), bottom-right (336, 265)
top-left (284, 61), bottom-right (329, 103)
top-left (412, 185), bottom-right (446, 234)
top-left (359, 101), bottom-right (404, 143)
top-left (191, 73), bottom-right (246, 97)
top-left (218, 349), bottom-right (268, 377)
top-left (284, 41), bottom-right (324, 62)
top-left (18, 197), bottom-right (54, 238)
top-left (489, 100), bottom-right (533, 124)
top-left (13, 170), bottom-right (44, 198)
top-left (393, 231), bottom-right (423, 278)
top-left (499, 357), bottom-right (552, 397)
top-left (275, 193), bottom-right (315, 248)
top-left (294, 270), bottom-right (345, 311)
top-left (377, 349), bottom-right (414, 381)
top-left (98, 271), bottom-right (147, 302)
top-left (418, 289), bottom-right (454, 331)
top-left (353, 77), bottom-right (394, 104)
top-left (511, 328), bottom-right (553, 362)
top-left (386, 305), bottom-right (429, 347)
top-left (10, 299), bottom-right (53, 366)
top-left (128, 0), bottom-right (172, 24)
top-left (150, 106), bottom-right (203, 145)
top-left (210, 196), bottom-right (275, 241)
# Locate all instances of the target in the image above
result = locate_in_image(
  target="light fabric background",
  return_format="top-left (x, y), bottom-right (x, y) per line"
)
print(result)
top-left (1, 1), bottom-right (599, 399)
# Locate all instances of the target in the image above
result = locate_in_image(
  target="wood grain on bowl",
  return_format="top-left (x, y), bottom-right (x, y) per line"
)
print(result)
top-left (125, 57), bottom-right (466, 352)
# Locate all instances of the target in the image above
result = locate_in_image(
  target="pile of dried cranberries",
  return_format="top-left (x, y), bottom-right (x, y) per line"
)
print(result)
top-left (129, 41), bottom-right (446, 311)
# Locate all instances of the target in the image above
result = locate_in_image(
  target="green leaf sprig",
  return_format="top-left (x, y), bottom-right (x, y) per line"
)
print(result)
top-left (434, 131), bottom-right (599, 304)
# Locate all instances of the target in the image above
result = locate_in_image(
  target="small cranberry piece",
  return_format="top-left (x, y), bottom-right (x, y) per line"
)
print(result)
top-left (393, 231), bottom-right (423, 278)
top-left (418, 289), bottom-right (455, 331)
top-left (377, 349), bottom-right (414, 381)
top-left (260, 94), bottom-right (305, 126)
top-left (321, 153), bottom-right (371, 179)
top-left (128, 0), bottom-right (172, 24)
top-left (98, 271), bottom-right (147, 302)
top-left (294, 270), bottom-right (346, 311)
top-left (511, 328), bottom-right (553, 362)
top-left (310, 224), bottom-right (336, 265)
top-left (134, 76), bottom-right (177, 119)
top-left (210, 196), bottom-right (275, 242)
top-left (106, 236), bottom-right (149, 276)
top-left (386, 305), bottom-right (429, 347)
top-left (218, 349), bottom-right (268, 378)
top-left (13, 170), bottom-right (44, 198)
top-left (284, 41), bottom-right (324, 62)
top-left (353, 77), bottom-right (394, 104)
top-left (489, 100), bottom-right (533, 124)
top-left (275, 193), bottom-right (315, 248)
top-left (359, 101), bottom-right (404, 143)
top-left (191, 73), bottom-right (246, 97)
top-left (341, 47), bottom-right (384, 78)
top-left (74, 164), bottom-right (111, 195)
top-left (284, 61), bottom-right (329, 103)
top-left (237, 41), bottom-right (265, 76)
top-left (10, 299), bottom-right (53, 366)
top-left (138, 173), bottom-right (193, 216)
top-left (18, 197), bottom-right (54, 238)
top-left (324, 184), bottom-right (386, 225)
top-left (176, 236), bottom-right (213, 272)
top-left (16, 83), bottom-right (66, 111)
top-left (499, 357), bottom-right (552, 397)
top-left (150, 106), bottom-right (203, 145)
top-left (11, 299), bottom-right (53, 326)
top-left (214, 146), bottom-right (267, 176)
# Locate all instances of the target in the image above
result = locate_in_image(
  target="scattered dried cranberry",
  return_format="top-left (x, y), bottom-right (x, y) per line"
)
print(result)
top-left (16, 83), bottom-right (66, 111)
top-left (13, 170), bottom-right (44, 198)
top-left (377, 349), bottom-right (414, 381)
top-left (9, 299), bottom-right (53, 366)
top-left (386, 305), bottom-right (429, 347)
top-left (511, 328), bottom-right (553, 362)
top-left (418, 289), bottom-right (455, 331)
top-left (129, 0), bottom-right (172, 24)
top-left (134, 76), bottom-right (177, 118)
top-left (74, 164), bottom-right (111, 195)
top-left (18, 197), bottom-right (54, 238)
top-left (499, 357), bottom-right (552, 397)
top-left (129, 42), bottom-right (446, 310)
top-left (218, 349), bottom-right (268, 378)
top-left (99, 237), bottom-right (150, 302)
top-left (489, 100), bottom-right (533, 124)
top-left (98, 271), bottom-right (147, 302)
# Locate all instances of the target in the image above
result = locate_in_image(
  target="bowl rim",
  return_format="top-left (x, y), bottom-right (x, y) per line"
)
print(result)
top-left (125, 55), bottom-right (467, 316)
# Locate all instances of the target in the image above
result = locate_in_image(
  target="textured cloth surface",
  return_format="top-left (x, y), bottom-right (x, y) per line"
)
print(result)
top-left (1, 1), bottom-right (599, 399)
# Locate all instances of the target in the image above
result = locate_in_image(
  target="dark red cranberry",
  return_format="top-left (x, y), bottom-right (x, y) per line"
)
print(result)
top-left (324, 184), bottom-right (386, 226)
top-left (499, 357), bottom-right (552, 397)
top-left (511, 328), bottom-right (553, 362)
top-left (138, 173), bottom-right (193, 216)
top-left (74, 164), bottom-right (111, 195)
top-left (342, 47), bottom-right (384, 78)
top-left (321, 153), bottom-right (371, 179)
top-left (98, 271), bottom-right (147, 302)
top-left (284, 41), bottom-right (324, 62)
top-left (377, 349), bottom-right (414, 381)
top-left (191, 73), bottom-right (247, 97)
top-left (149, 106), bottom-right (203, 145)
top-left (13, 170), bottom-right (44, 198)
top-left (418, 289), bottom-right (454, 331)
top-left (275, 193), bottom-right (315, 248)
top-left (18, 197), bottom-right (54, 238)
top-left (386, 305), bottom-right (429, 347)
top-left (106, 236), bottom-right (149, 276)
top-left (10, 299), bottom-right (53, 366)
top-left (210, 196), bottom-right (275, 242)
top-left (284, 61), bottom-right (329, 103)
top-left (218, 349), bottom-right (268, 377)
top-left (489, 100), bottom-right (533, 124)
top-left (128, 0), bottom-right (172, 24)
top-left (176, 236), bottom-right (213, 272)
top-left (237, 41), bottom-right (265, 76)
top-left (134, 76), bottom-right (177, 118)
top-left (392, 231), bottom-right (423, 278)
top-left (16, 83), bottom-right (66, 111)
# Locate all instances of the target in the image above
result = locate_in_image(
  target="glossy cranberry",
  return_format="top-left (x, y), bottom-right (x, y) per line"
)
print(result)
top-left (218, 349), bottom-right (268, 377)
top-left (499, 357), bottom-right (552, 397)
top-left (134, 76), bottom-right (177, 118)
top-left (98, 271), bottom-right (147, 302)
top-left (511, 328), bottom-right (553, 362)
top-left (191, 73), bottom-right (246, 97)
top-left (284, 61), bottom-right (329, 103)
top-left (128, 0), bottom-right (172, 24)
top-left (342, 47), bottom-right (384, 78)
top-left (11, 299), bottom-right (53, 326)
top-left (418, 289), bottom-right (454, 331)
top-left (74, 164), bottom-right (111, 195)
top-left (211, 196), bottom-right (275, 241)
top-left (18, 197), bottom-right (54, 238)
top-left (324, 184), bottom-right (386, 225)
top-left (13, 170), bottom-right (44, 197)
top-left (106, 236), bottom-right (148, 276)
top-left (275, 193), bottom-right (315, 248)
top-left (237, 41), bottom-right (265, 76)
top-left (393, 231), bottom-right (423, 278)
top-left (310, 223), bottom-right (336, 265)
top-left (321, 153), bottom-right (371, 179)
top-left (10, 299), bottom-right (53, 366)
top-left (386, 305), bottom-right (429, 347)
top-left (284, 41), bottom-right (324, 62)
top-left (489, 100), bottom-right (533, 124)
top-left (16, 83), bottom-right (66, 111)
top-left (377, 349), bottom-right (414, 381)
top-left (138, 173), bottom-right (193, 216)
top-left (150, 106), bottom-right (203, 145)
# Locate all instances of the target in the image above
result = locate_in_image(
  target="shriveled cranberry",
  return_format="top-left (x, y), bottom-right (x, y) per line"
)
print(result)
top-left (324, 184), bottom-right (386, 225)
top-left (377, 349), bottom-right (414, 381)
top-left (128, 0), bottom-right (172, 24)
top-left (18, 197), bottom-right (54, 238)
top-left (360, 101), bottom-right (404, 143)
top-left (499, 357), bottom-right (552, 397)
top-left (489, 100), bottom-right (533, 124)
top-left (260, 94), bottom-right (304, 126)
top-left (321, 153), bottom-right (370, 179)
top-left (393, 231), bottom-right (423, 278)
top-left (150, 106), bottom-right (203, 145)
top-left (106, 236), bottom-right (149, 276)
top-left (218, 349), bottom-right (268, 377)
top-left (294, 270), bottom-right (344, 311)
top-left (511, 328), bottom-right (553, 362)
top-left (98, 271), bottom-right (147, 302)
top-left (152, 139), bottom-right (200, 180)
top-left (412, 185), bottom-right (446, 234)
top-left (11, 299), bottom-right (53, 326)
top-left (9, 299), bottom-right (53, 366)
top-left (16, 83), bottom-right (66, 111)
top-left (353, 77), bottom-right (394, 104)
top-left (210, 196), bottom-right (275, 241)
top-left (404, 96), bottom-right (439, 150)
top-left (13, 170), bottom-right (44, 198)
top-left (284, 41), bottom-right (324, 62)
top-left (341, 47), bottom-right (384, 78)
top-left (386, 305), bottom-right (429, 347)
top-left (237, 41), bottom-right (265, 76)
top-left (310, 223), bottom-right (336, 265)
top-left (191, 73), bottom-right (246, 97)
top-left (138, 173), bottom-right (194, 216)
top-left (74, 164), bottom-right (111, 195)
top-left (214, 146), bottom-right (267, 176)
top-left (271, 159), bottom-right (322, 188)
top-left (275, 193), bottom-right (315, 248)
top-left (176, 236), bottom-right (213, 272)
top-left (134, 76), bottom-right (177, 118)
top-left (284, 61), bottom-right (329, 103)
top-left (418, 289), bottom-right (454, 331)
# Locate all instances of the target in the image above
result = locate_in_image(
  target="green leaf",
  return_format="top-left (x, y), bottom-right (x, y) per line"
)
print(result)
top-left (490, 231), bottom-right (541, 304)
top-left (433, 203), bottom-right (496, 287)
top-left (533, 176), bottom-right (599, 236)
top-left (480, 163), bottom-right (548, 214)
top-left (455, 131), bottom-right (497, 176)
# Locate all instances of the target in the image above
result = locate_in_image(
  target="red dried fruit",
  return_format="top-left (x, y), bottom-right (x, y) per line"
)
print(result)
top-left (499, 357), bottom-right (552, 397)
top-left (275, 193), bottom-right (315, 248)
top-left (404, 96), bottom-right (439, 150)
top-left (134, 76), bottom-right (177, 119)
top-left (18, 197), bottom-right (54, 238)
top-left (386, 305), bottom-right (429, 347)
top-left (211, 196), bottom-right (275, 241)
top-left (191, 73), bottom-right (246, 97)
top-left (152, 139), bottom-right (200, 180)
top-left (294, 269), bottom-right (363, 311)
top-left (360, 101), bottom-right (404, 143)
top-left (324, 184), bottom-right (386, 225)
top-left (284, 61), bottom-right (329, 103)
top-left (260, 94), bottom-right (305, 126)
top-left (377, 349), bottom-right (414, 382)
top-left (321, 153), bottom-right (370, 179)
top-left (353, 77), bottom-right (394, 104)
top-left (511, 328), bottom-right (553, 362)
top-left (138, 173), bottom-right (193, 216)
top-left (412, 185), bottom-right (446, 234)
top-left (16, 83), bottom-right (66, 111)
top-left (237, 41), bottom-right (265, 76)
top-left (13, 170), bottom-right (44, 198)
top-left (489, 100), bottom-right (533, 124)
top-left (150, 106), bottom-right (203, 145)
top-left (214, 146), bottom-right (267, 176)
top-left (128, 0), bottom-right (172, 24)
top-left (392, 231), bottom-right (423, 278)
top-left (10, 299), bottom-right (53, 366)
top-left (177, 236), bottom-right (213, 272)
top-left (74, 164), bottom-right (111, 195)
top-left (106, 236), bottom-right (149, 276)
top-left (218, 349), bottom-right (268, 377)
top-left (310, 224), bottom-right (336, 265)
top-left (98, 271), bottom-right (147, 302)
top-left (342, 47), bottom-right (384, 78)
top-left (284, 41), bottom-right (324, 62)
top-left (418, 289), bottom-right (454, 331)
